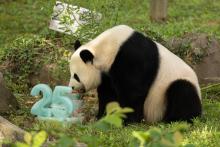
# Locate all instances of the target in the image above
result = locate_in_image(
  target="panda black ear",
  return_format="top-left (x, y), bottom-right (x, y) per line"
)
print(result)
top-left (80, 50), bottom-right (94, 63)
top-left (74, 40), bottom-right (81, 50)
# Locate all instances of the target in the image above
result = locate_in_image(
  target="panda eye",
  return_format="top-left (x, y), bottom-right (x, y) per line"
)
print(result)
top-left (73, 73), bottom-right (80, 82)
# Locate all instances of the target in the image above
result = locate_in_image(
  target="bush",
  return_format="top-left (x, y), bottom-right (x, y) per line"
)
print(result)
top-left (0, 35), bottom-right (69, 93)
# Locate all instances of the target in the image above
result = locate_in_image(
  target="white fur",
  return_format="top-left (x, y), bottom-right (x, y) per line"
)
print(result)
top-left (69, 25), bottom-right (134, 90)
top-left (69, 55), bottom-right (101, 91)
top-left (82, 25), bottom-right (134, 72)
top-left (143, 42), bottom-right (201, 123)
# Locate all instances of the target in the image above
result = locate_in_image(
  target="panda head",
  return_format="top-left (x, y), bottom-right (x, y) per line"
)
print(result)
top-left (69, 40), bottom-right (101, 92)
top-left (69, 25), bottom-right (134, 91)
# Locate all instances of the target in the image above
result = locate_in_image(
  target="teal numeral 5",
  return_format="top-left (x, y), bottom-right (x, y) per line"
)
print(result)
top-left (51, 86), bottom-right (74, 120)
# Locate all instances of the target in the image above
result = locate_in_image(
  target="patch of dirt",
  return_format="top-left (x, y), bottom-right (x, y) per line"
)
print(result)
top-left (205, 20), bottom-right (220, 26)
top-left (81, 90), bottom-right (98, 123)
top-left (166, 33), bottom-right (220, 84)
top-left (29, 64), bottom-right (68, 87)
top-left (0, 72), bottom-right (19, 113)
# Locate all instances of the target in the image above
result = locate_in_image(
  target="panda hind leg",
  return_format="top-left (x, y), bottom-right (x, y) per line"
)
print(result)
top-left (163, 79), bottom-right (202, 123)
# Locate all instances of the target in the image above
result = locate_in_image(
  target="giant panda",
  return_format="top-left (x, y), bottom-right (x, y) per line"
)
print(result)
top-left (69, 25), bottom-right (202, 123)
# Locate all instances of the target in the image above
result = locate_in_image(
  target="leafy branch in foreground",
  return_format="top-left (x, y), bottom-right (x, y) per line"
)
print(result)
top-left (131, 123), bottom-right (194, 147)
top-left (8, 102), bottom-right (195, 147)
top-left (14, 131), bottom-right (47, 147)
top-left (131, 128), bottom-right (189, 147)
top-left (95, 102), bottom-right (134, 129)
top-left (8, 102), bottom-right (133, 147)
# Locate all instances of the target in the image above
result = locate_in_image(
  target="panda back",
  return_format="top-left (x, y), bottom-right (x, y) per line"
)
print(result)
top-left (87, 25), bottom-right (135, 72)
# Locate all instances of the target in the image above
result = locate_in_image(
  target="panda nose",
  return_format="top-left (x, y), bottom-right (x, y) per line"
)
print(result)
top-left (71, 86), bottom-right (74, 90)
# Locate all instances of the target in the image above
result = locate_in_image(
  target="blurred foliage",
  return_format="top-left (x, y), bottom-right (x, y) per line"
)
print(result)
top-left (7, 102), bottom-right (197, 147)
top-left (131, 128), bottom-right (190, 147)
top-left (14, 131), bottom-right (47, 147)
top-left (3, 93), bottom-right (220, 146)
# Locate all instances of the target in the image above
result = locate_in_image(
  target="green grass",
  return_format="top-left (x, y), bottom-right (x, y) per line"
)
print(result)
top-left (0, 0), bottom-right (54, 47)
top-left (1, 0), bottom-right (220, 146)
top-left (1, 0), bottom-right (220, 49)
top-left (2, 85), bottom-right (220, 146)
top-left (7, 95), bottom-right (220, 146)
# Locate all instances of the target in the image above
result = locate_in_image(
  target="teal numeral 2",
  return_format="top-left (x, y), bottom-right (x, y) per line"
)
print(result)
top-left (30, 84), bottom-right (53, 117)
top-left (30, 84), bottom-right (74, 121)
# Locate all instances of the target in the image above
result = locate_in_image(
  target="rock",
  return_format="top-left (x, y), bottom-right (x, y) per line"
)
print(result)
top-left (166, 33), bottom-right (220, 84)
top-left (0, 72), bottom-right (19, 112)
top-left (0, 116), bottom-right (26, 142)
top-left (193, 37), bottom-right (220, 84)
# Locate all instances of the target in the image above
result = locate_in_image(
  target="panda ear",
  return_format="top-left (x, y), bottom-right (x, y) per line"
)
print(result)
top-left (73, 40), bottom-right (81, 50)
top-left (80, 50), bottom-right (94, 63)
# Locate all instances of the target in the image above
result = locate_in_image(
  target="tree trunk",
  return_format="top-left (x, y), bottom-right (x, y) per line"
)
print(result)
top-left (150, 0), bottom-right (168, 22)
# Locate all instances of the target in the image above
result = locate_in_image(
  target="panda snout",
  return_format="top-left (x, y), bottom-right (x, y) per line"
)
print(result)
top-left (79, 88), bottom-right (86, 93)
top-left (71, 86), bottom-right (86, 93)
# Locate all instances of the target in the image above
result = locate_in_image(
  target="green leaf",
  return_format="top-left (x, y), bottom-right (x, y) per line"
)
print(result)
top-left (24, 132), bottom-right (32, 145)
top-left (103, 115), bottom-right (122, 127)
top-left (32, 130), bottom-right (47, 147)
top-left (115, 113), bottom-right (127, 118)
top-left (132, 131), bottom-right (150, 147)
top-left (14, 142), bottom-right (29, 147)
top-left (94, 121), bottom-right (111, 131)
top-left (106, 102), bottom-right (120, 115)
top-left (119, 107), bottom-right (134, 113)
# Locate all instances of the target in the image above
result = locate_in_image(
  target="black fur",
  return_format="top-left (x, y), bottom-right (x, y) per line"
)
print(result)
top-left (97, 31), bottom-right (160, 123)
top-left (163, 79), bottom-right (202, 123)
top-left (95, 30), bottom-right (201, 123)
top-left (97, 73), bottom-right (117, 119)
top-left (80, 50), bottom-right (94, 63)
top-left (74, 40), bottom-right (81, 50)
top-left (74, 73), bottom-right (80, 82)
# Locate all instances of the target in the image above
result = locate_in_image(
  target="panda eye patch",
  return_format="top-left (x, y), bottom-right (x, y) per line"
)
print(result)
top-left (73, 73), bottom-right (80, 82)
